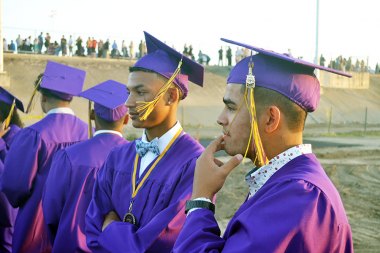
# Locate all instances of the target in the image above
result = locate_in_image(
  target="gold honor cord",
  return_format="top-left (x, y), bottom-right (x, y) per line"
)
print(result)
top-left (26, 77), bottom-right (42, 114)
top-left (135, 60), bottom-right (183, 121)
top-left (88, 101), bottom-right (93, 138)
top-left (3, 99), bottom-right (16, 129)
top-left (123, 127), bottom-right (183, 225)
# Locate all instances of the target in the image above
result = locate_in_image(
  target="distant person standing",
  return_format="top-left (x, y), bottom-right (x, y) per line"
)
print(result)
top-left (44, 33), bottom-right (51, 53)
top-left (68, 35), bottom-right (73, 56)
top-left (218, 46), bottom-right (223, 66)
top-left (320, 54), bottom-right (326, 67)
top-left (86, 37), bottom-right (92, 56)
top-left (103, 39), bottom-right (110, 58)
top-left (111, 40), bottom-right (118, 58)
top-left (38, 32), bottom-right (44, 54)
top-left (33, 38), bottom-right (38, 53)
top-left (226, 46), bottom-right (232, 66)
top-left (9, 41), bottom-right (16, 52)
top-left (91, 38), bottom-right (97, 56)
top-left (15, 35), bottom-right (21, 52)
top-left (189, 45), bottom-right (194, 60)
top-left (61, 35), bottom-right (67, 56)
top-left (138, 40), bottom-right (143, 58)
top-left (3, 39), bottom-right (8, 52)
top-left (122, 40), bottom-right (128, 57)
top-left (129, 41), bottom-right (134, 59)
top-left (97, 40), bottom-right (104, 58)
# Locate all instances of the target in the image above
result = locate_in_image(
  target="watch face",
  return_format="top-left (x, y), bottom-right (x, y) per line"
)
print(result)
top-left (185, 200), bottom-right (215, 214)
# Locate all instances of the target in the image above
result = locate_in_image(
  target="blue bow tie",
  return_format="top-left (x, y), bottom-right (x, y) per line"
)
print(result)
top-left (135, 139), bottom-right (160, 157)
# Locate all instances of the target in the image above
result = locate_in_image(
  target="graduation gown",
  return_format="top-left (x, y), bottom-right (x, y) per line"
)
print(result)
top-left (1, 113), bottom-right (88, 253)
top-left (85, 133), bottom-right (204, 253)
top-left (173, 153), bottom-right (354, 253)
top-left (42, 133), bottom-right (128, 253)
top-left (0, 124), bottom-right (21, 253)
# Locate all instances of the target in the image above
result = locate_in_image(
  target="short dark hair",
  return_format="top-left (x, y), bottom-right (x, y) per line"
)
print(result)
top-left (35, 73), bottom-right (72, 102)
top-left (254, 87), bottom-right (307, 131)
top-left (95, 114), bottom-right (124, 129)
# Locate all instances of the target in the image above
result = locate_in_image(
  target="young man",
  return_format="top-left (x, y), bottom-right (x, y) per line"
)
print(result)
top-left (85, 31), bottom-right (205, 252)
top-left (1, 61), bottom-right (88, 253)
top-left (42, 80), bottom-right (129, 253)
top-left (0, 88), bottom-right (24, 253)
top-left (174, 39), bottom-right (354, 252)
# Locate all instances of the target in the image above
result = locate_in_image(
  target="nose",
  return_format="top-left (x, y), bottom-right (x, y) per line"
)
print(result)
top-left (217, 110), bottom-right (227, 127)
top-left (125, 93), bottom-right (135, 108)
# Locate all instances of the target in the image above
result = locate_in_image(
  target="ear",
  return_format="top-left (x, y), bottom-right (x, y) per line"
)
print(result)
top-left (167, 87), bottom-right (179, 105)
top-left (262, 106), bottom-right (281, 134)
top-left (123, 114), bottom-right (129, 125)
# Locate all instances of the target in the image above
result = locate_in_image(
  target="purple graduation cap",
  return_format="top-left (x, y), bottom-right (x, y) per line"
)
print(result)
top-left (0, 87), bottom-right (25, 112)
top-left (80, 80), bottom-right (129, 121)
top-left (133, 31), bottom-right (204, 99)
top-left (221, 38), bottom-right (352, 112)
top-left (39, 61), bottom-right (86, 101)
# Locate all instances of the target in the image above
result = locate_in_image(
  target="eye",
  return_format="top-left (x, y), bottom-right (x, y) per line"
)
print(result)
top-left (226, 105), bottom-right (236, 112)
top-left (136, 90), bottom-right (145, 96)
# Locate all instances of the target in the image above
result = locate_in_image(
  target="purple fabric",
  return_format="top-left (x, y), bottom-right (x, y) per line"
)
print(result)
top-left (227, 54), bottom-right (321, 112)
top-left (1, 114), bottom-right (88, 253)
top-left (0, 125), bottom-right (21, 253)
top-left (40, 61), bottom-right (86, 100)
top-left (133, 31), bottom-right (204, 99)
top-left (173, 154), bottom-right (353, 252)
top-left (80, 80), bottom-right (129, 121)
top-left (0, 87), bottom-right (24, 112)
top-left (42, 133), bottom-right (128, 253)
top-left (94, 103), bottom-right (128, 122)
top-left (85, 133), bottom-right (204, 253)
top-left (221, 38), bottom-right (352, 77)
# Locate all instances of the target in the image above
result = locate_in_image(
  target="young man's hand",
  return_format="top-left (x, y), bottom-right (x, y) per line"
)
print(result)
top-left (191, 135), bottom-right (243, 200)
top-left (102, 211), bottom-right (120, 231)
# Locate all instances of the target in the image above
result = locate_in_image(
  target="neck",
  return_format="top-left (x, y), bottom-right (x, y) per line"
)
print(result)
top-left (250, 132), bottom-right (303, 166)
top-left (43, 101), bottom-right (70, 113)
top-left (145, 115), bottom-right (177, 141)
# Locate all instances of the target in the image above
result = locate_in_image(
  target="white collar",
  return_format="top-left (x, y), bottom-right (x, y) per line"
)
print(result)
top-left (246, 144), bottom-right (312, 199)
top-left (94, 130), bottom-right (123, 138)
top-left (47, 107), bottom-right (75, 115)
top-left (141, 121), bottom-right (182, 154)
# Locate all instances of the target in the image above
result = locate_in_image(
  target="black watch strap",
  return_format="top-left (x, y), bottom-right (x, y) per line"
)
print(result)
top-left (185, 200), bottom-right (215, 214)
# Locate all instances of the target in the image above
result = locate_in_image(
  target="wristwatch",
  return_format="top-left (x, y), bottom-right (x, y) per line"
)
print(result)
top-left (185, 199), bottom-right (215, 214)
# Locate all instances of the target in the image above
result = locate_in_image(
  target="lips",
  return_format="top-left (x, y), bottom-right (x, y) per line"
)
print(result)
top-left (128, 111), bottom-right (140, 120)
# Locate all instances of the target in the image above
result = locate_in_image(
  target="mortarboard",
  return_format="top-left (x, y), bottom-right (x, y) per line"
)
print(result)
top-left (80, 80), bottom-right (129, 122)
top-left (132, 31), bottom-right (204, 120)
top-left (0, 87), bottom-right (24, 129)
top-left (26, 61), bottom-right (86, 113)
top-left (0, 87), bottom-right (24, 112)
top-left (221, 38), bottom-right (351, 167)
top-left (222, 38), bottom-right (351, 112)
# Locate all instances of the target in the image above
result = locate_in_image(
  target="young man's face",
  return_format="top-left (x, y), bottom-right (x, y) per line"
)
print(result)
top-left (217, 83), bottom-right (256, 158)
top-left (126, 71), bottom-right (171, 129)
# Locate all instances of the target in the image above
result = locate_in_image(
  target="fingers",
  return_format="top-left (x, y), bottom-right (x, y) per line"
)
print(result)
top-left (213, 158), bottom-right (224, 167)
top-left (220, 154), bottom-right (243, 176)
top-left (204, 135), bottom-right (225, 155)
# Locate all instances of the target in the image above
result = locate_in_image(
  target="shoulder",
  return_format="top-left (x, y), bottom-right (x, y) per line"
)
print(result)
top-left (174, 133), bottom-right (204, 157)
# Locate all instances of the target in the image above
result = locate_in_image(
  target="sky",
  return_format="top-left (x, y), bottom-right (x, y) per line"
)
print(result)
top-left (3, 0), bottom-right (380, 68)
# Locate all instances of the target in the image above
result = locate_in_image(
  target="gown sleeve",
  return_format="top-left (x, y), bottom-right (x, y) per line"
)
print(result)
top-left (1, 128), bottom-right (43, 208)
top-left (42, 150), bottom-right (72, 244)
top-left (174, 179), bottom-right (353, 253)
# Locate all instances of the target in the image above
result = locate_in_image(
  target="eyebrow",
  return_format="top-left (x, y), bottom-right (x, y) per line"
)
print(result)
top-left (129, 84), bottom-right (145, 91)
top-left (223, 97), bottom-right (237, 106)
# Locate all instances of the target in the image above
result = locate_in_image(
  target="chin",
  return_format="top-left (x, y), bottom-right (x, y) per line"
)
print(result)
top-left (131, 120), bottom-right (145, 128)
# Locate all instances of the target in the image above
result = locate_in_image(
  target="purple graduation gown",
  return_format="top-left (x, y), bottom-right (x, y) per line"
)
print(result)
top-left (42, 133), bottom-right (128, 253)
top-left (1, 113), bottom-right (88, 253)
top-left (85, 133), bottom-right (204, 253)
top-left (174, 153), bottom-right (354, 253)
top-left (0, 124), bottom-right (21, 253)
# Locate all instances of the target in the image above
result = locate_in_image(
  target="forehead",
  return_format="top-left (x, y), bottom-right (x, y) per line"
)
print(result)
top-left (127, 71), bottom-right (164, 89)
top-left (224, 83), bottom-right (244, 102)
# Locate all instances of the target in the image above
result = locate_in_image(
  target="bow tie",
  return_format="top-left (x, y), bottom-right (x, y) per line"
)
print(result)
top-left (135, 139), bottom-right (160, 157)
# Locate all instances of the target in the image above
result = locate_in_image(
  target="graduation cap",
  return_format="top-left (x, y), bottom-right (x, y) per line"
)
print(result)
top-left (80, 80), bottom-right (129, 122)
top-left (132, 31), bottom-right (204, 120)
top-left (221, 38), bottom-right (351, 168)
top-left (0, 87), bottom-right (24, 129)
top-left (222, 38), bottom-right (351, 112)
top-left (26, 61), bottom-right (86, 113)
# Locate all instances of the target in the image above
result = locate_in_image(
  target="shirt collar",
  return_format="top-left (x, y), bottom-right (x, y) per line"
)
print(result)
top-left (47, 107), bottom-right (75, 115)
top-left (141, 121), bottom-right (182, 154)
top-left (245, 144), bottom-right (312, 199)
top-left (94, 130), bottom-right (123, 138)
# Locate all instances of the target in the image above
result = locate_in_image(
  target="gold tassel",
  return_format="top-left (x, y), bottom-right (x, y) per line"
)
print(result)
top-left (244, 61), bottom-right (268, 167)
top-left (3, 99), bottom-right (16, 129)
top-left (26, 77), bottom-right (42, 114)
top-left (88, 101), bottom-right (93, 138)
top-left (136, 59), bottom-right (183, 121)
